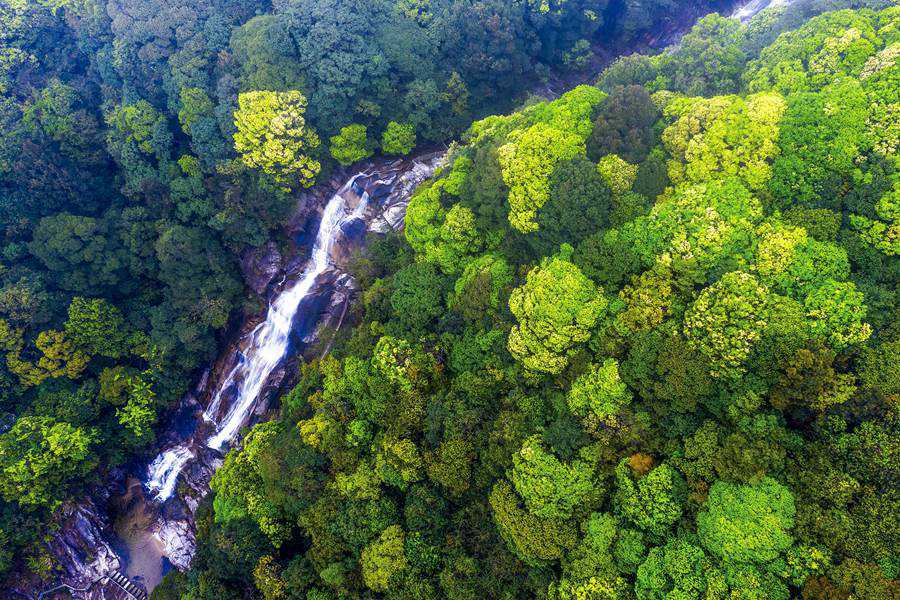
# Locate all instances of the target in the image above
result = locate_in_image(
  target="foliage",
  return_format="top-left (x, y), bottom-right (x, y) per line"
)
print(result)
top-left (567, 359), bottom-right (632, 422)
top-left (498, 123), bottom-right (586, 232)
top-left (697, 477), bottom-right (796, 565)
top-left (656, 13), bottom-right (748, 96)
top-left (329, 124), bottom-right (373, 166)
top-left (0, 416), bottom-right (96, 510)
top-left (361, 525), bottom-right (407, 592)
top-left (588, 84), bottom-right (660, 163)
top-left (510, 435), bottom-right (596, 521)
top-left (683, 271), bottom-right (770, 379)
top-left (233, 90), bottom-right (321, 189)
top-left (614, 461), bottom-right (687, 539)
top-left (382, 121), bottom-right (416, 156)
top-left (16, 0), bottom-right (894, 596)
top-left (661, 92), bottom-right (786, 193)
top-left (508, 252), bottom-right (607, 374)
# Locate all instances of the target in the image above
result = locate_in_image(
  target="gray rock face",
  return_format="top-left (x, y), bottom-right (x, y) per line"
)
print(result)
top-left (155, 519), bottom-right (195, 571)
top-left (240, 241), bottom-right (283, 295)
top-left (9, 495), bottom-right (121, 598)
top-left (368, 153), bottom-right (447, 233)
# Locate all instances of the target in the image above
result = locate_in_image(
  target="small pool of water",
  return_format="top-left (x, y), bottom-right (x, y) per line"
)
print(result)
top-left (111, 478), bottom-right (170, 592)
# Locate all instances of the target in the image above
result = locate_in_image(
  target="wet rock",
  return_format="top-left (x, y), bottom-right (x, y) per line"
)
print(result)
top-left (8, 495), bottom-right (122, 598)
top-left (369, 152), bottom-right (447, 233)
top-left (156, 519), bottom-right (195, 571)
top-left (240, 241), bottom-right (283, 295)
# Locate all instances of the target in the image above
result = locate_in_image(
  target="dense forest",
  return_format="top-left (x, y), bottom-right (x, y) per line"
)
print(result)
top-left (150, 2), bottom-right (900, 599)
top-left (2, 0), bottom-right (898, 597)
top-left (0, 0), bottom-right (760, 584)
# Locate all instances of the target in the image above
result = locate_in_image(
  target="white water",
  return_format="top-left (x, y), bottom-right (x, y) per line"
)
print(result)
top-left (731, 0), bottom-right (786, 22)
top-left (144, 445), bottom-right (194, 501)
top-left (146, 173), bottom-right (376, 501)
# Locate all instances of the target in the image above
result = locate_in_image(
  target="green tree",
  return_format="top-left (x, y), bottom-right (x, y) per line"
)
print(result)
top-left (382, 121), bottom-right (416, 155)
top-left (683, 271), bottom-right (770, 379)
top-left (361, 524), bottom-right (408, 592)
top-left (804, 280), bottom-right (872, 350)
top-left (657, 13), bottom-right (747, 95)
top-left (390, 262), bottom-right (448, 332)
top-left (769, 78), bottom-right (870, 210)
top-left (448, 253), bottom-right (514, 323)
top-left (697, 477), bottom-right (795, 565)
top-left (661, 92), bottom-right (785, 193)
top-left (532, 157), bottom-right (612, 254)
top-left (614, 461), bottom-right (687, 538)
top-left (567, 359), bottom-right (632, 422)
top-left (510, 435), bottom-right (596, 521)
top-left (211, 421), bottom-right (314, 546)
top-left (64, 297), bottom-right (130, 359)
top-left (498, 123), bottom-right (585, 232)
top-left (233, 90), bottom-right (321, 189)
top-left (329, 124), bottom-right (373, 166)
top-left (743, 9), bottom-right (884, 94)
top-left (0, 416), bottom-right (96, 509)
top-left (508, 252), bottom-right (607, 374)
top-left (490, 479), bottom-right (579, 566)
top-left (635, 535), bottom-right (721, 600)
top-left (587, 85), bottom-right (660, 163)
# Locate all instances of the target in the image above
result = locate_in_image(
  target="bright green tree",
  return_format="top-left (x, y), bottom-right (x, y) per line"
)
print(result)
top-left (448, 253), bottom-right (514, 323)
top-left (233, 90), bottom-right (321, 189)
top-left (697, 477), bottom-right (795, 565)
top-left (614, 461), bottom-right (687, 538)
top-left (361, 525), bottom-right (408, 592)
top-left (508, 252), bottom-right (607, 374)
top-left (490, 480), bottom-right (579, 566)
top-left (64, 297), bottom-right (130, 359)
top-left (683, 271), bottom-right (770, 379)
top-left (804, 280), bottom-right (872, 350)
top-left (381, 121), bottom-right (416, 155)
top-left (498, 123), bottom-right (586, 232)
top-left (0, 416), bottom-right (96, 509)
top-left (329, 123), bottom-right (373, 166)
top-left (567, 359), bottom-right (632, 422)
top-left (662, 92), bottom-right (785, 193)
top-left (510, 435), bottom-right (596, 521)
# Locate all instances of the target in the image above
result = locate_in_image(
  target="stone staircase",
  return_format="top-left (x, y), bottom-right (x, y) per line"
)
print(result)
top-left (105, 570), bottom-right (148, 600)
top-left (36, 570), bottom-right (148, 600)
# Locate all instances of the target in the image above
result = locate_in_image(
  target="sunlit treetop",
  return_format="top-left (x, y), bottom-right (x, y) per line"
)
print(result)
top-left (233, 90), bottom-right (321, 190)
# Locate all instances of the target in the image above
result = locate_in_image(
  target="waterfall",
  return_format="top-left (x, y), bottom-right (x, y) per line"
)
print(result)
top-left (145, 445), bottom-right (194, 501)
top-left (145, 172), bottom-right (377, 501)
top-left (731, 0), bottom-right (786, 22)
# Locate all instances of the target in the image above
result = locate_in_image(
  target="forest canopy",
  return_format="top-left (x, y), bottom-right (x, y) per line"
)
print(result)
top-left (155, 2), bottom-right (900, 599)
top-left (0, 0), bottom-right (766, 584)
top-left (1, 0), bottom-right (898, 597)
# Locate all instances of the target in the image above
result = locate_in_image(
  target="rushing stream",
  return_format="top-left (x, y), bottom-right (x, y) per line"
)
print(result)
top-left (145, 172), bottom-right (389, 502)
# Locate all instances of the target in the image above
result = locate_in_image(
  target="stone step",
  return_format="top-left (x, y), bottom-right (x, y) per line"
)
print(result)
top-left (106, 571), bottom-right (148, 600)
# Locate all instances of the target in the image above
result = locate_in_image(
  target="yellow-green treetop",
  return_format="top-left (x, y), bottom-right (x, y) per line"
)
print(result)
top-left (233, 90), bottom-right (321, 190)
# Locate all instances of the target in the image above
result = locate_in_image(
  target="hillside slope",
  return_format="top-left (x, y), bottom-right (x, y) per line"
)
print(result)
top-left (160, 4), bottom-right (900, 599)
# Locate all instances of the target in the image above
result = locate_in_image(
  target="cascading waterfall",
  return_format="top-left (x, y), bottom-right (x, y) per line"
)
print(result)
top-left (144, 445), bottom-right (193, 501)
top-left (146, 172), bottom-right (378, 501)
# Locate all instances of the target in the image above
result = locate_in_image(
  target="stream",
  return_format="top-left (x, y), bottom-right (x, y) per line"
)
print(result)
top-left (131, 154), bottom-right (448, 585)
top-left (145, 169), bottom-right (402, 503)
top-left (14, 0), bottom-right (790, 596)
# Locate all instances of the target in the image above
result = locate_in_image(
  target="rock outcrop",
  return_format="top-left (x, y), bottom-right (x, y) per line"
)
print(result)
top-left (240, 241), bottom-right (283, 295)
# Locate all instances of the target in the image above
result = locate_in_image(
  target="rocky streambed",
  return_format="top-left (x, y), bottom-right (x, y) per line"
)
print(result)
top-left (7, 152), bottom-right (446, 600)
